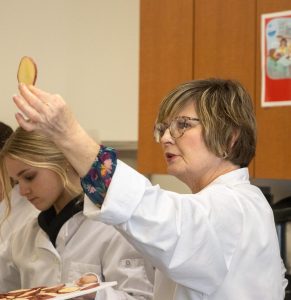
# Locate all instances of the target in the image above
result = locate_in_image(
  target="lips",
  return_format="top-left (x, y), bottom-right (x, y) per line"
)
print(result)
top-left (27, 197), bottom-right (37, 203)
top-left (165, 152), bottom-right (178, 162)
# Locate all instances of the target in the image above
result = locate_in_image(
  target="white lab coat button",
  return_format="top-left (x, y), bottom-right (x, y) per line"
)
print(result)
top-left (125, 259), bottom-right (131, 267)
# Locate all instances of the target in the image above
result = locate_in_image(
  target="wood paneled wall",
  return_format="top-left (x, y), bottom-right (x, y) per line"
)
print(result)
top-left (138, 0), bottom-right (291, 180)
top-left (255, 0), bottom-right (291, 179)
top-left (138, 0), bottom-right (194, 174)
top-left (194, 0), bottom-right (256, 176)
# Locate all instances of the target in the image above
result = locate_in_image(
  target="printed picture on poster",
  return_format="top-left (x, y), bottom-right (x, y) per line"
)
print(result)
top-left (261, 10), bottom-right (291, 107)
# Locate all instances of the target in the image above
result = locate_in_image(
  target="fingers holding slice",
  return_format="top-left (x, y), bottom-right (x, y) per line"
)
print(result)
top-left (14, 112), bottom-right (36, 132)
top-left (13, 92), bottom-right (43, 129)
top-left (28, 85), bottom-right (67, 111)
top-left (16, 56), bottom-right (67, 113)
top-left (18, 83), bottom-right (50, 113)
top-left (14, 57), bottom-right (73, 137)
top-left (28, 84), bottom-right (53, 101)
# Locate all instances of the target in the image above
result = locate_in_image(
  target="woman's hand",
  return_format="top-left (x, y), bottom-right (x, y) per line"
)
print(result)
top-left (13, 83), bottom-right (79, 141)
top-left (13, 83), bottom-right (100, 177)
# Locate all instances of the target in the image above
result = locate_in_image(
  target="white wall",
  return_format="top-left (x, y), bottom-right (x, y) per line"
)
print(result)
top-left (1, 0), bottom-right (290, 202)
top-left (0, 0), bottom-right (139, 142)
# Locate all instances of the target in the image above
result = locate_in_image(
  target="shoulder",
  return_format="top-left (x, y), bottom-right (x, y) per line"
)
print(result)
top-left (76, 212), bottom-right (122, 239)
top-left (11, 217), bottom-right (39, 238)
top-left (2, 217), bottom-right (39, 251)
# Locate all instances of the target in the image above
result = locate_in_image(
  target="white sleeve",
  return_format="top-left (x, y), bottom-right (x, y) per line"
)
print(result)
top-left (0, 237), bottom-right (21, 292)
top-left (99, 230), bottom-right (154, 299)
top-left (0, 185), bottom-right (38, 242)
top-left (84, 160), bottom-right (231, 295)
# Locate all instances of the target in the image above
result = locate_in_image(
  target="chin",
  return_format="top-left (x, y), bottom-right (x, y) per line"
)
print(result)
top-left (168, 167), bottom-right (189, 185)
top-left (35, 204), bottom-right (50, 211)
top-left (167, 166), bottom-right (181, 178)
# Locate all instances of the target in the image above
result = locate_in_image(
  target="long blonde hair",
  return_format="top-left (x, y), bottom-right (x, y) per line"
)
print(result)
top-left (0, 127), bottom-right (82, 219)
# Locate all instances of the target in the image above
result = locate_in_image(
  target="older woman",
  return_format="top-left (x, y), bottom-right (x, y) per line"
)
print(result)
top-left (13, 79), bottom-right (287, 299)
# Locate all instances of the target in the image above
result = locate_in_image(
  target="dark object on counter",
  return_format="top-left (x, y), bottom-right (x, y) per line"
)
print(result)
top-left (258, 185), bottom-right (273, 204)
top-left (285, 276), bottom-right (291, 300)
top-left (272, 196), bottom-right (291, 298)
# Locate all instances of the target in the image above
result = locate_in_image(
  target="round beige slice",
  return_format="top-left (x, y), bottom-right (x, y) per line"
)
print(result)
top-left (17, 56), bottom-right (37, 85)
top-left (41, 284), bottom-right (65, 293)
top-left (7, 289), bottom-right (31, 297)
top-left (76, 274), bottom-right (99, 286)
top-left (57, 287), bottom-right (80, 294)
top-left (36, 294), bottom-right (57, 300)
top-left (19, 288), bottom-right (42, 297)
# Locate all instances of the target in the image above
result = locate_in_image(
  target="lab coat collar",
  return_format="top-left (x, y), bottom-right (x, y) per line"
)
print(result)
top-left (210, 167), bottom-right (250, 187)
top-left (35, 226), bottom-right (60, 259)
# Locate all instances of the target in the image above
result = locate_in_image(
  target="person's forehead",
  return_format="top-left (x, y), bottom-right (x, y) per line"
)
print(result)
top-left (164, 101), bottom-right (197, 121)
top-left (176, 101), bottom-right (197, 115)
top-left (4, 156), bottom-right (31, 178)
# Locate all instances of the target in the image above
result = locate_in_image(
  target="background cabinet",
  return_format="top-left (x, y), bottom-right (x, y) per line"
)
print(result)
top-left (138, 0), bottom-right (291, 180)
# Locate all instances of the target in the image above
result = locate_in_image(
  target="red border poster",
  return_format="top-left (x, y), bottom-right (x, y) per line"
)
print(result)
top-left (261, 10), bottom-right (291, 107)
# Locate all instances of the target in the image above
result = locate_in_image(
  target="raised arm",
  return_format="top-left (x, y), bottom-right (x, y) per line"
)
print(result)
top-left (13, 84), bottom-right (99, 177)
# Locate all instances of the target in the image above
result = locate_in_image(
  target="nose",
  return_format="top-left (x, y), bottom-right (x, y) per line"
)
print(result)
top-left (18, 182), bottom-right (31, 197)
top-left (160, 128), bottom-right (174, 144)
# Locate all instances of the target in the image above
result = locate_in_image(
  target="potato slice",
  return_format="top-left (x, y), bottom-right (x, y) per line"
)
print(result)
top-left (76, 274), bottom-right (99, 286)
top-left (41, 284), bottom-right (65, 293)
top-left (57, 287), bottom-right (80, 294)
top-left (17, 56), bottom-right (37, 85)
top-left (37, 292), bottom-right (58, 299)
top-left (7, 289), bottom-right (31, 297)
top-left (19, 288), bottom-right (42, 297)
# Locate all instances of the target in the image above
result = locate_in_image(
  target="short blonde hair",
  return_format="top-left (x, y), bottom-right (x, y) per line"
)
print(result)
top-left (156, 78), bottom-right (256, 167)
top-left (0, 127), bottom-right (82, 217)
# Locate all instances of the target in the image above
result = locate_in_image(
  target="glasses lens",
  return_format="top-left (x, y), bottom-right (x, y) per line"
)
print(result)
top-left (170, 117), bottom-right (186, 139)
top-left (154, 123), bottom-right (166, 143)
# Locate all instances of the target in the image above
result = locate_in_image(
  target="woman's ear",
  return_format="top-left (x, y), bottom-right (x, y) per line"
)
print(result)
top-left (230, 129), bottom-right (240, 149)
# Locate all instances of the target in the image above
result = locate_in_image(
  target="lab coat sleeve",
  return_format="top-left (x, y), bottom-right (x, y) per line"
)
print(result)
top-left (98, 230), bottom-right (154, 300)
top-left (0, 237), bottom-right (21, 292)
top-left (84, 160), bottom-right (233, 295)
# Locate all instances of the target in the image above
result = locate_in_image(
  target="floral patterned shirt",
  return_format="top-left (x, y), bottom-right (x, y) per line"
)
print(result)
top-left (81, 145), bottom-right (117, 208)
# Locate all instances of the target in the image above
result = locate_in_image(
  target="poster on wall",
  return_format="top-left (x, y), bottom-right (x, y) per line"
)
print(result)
top-left (261, 10), bottom-right (291, 107)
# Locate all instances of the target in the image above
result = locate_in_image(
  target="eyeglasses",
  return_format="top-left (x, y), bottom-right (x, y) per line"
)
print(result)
top-left (154, 116), bottom-right (200, 143)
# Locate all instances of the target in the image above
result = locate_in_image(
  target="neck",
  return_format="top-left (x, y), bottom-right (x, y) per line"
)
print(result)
top-left (187, 161), bottom-right (239, 193)
top-left (53, 169), bottom-right (82, 214)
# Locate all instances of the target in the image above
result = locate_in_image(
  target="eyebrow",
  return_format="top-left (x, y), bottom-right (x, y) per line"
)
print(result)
top-left (16, 169), bottom-right (30, 178)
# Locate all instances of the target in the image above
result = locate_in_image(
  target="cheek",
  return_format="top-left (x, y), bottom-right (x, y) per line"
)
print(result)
top-left (183, 132), bottom-right (204, 151)
top-left (181, 133), bottom-right (210, 160)
top-left (36, 175), bottom-right (64, 196)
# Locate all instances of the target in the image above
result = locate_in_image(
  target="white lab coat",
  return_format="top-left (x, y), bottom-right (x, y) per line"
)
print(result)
top-left (84, 160), bottom-right (288, 300)
top-left (0, 210), bottom-right (154, 299)
top-left (0, 185), bottom-right (38, 242)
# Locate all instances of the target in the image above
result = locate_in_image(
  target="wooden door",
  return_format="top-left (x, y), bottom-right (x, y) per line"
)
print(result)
top-left (193, 0), bottom-right (256, 176)
top-left (255, 0), bottom-right (291, 179)
top-left (138, 0), bottom-right (194, 174)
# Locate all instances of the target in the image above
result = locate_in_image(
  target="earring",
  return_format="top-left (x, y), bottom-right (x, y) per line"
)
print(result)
top-left (222, 151), bottom-right (228, 159)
